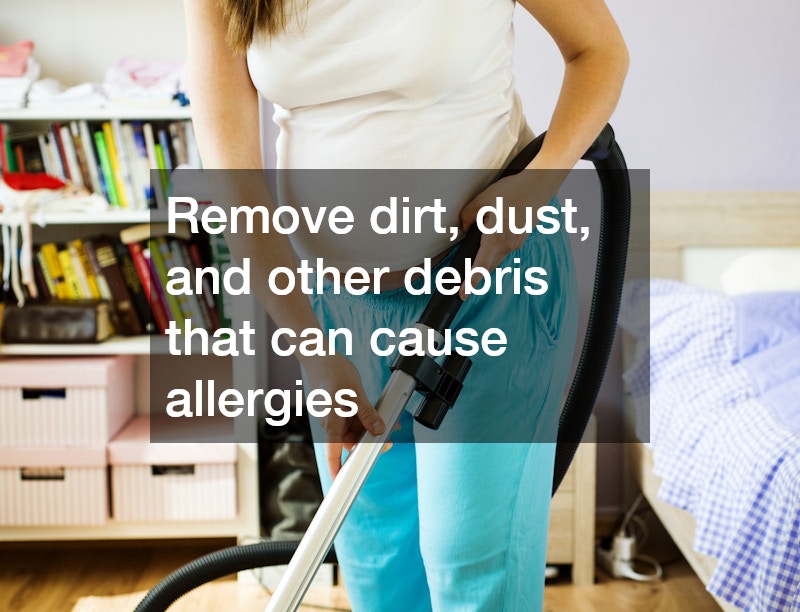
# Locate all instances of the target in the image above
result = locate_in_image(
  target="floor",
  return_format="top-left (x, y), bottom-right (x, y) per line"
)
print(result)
top-left (0, 541), bottom-right (724, 612)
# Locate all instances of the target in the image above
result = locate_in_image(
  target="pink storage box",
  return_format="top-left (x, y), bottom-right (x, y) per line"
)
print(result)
top-left (0, 355), bottom-right (134, 447)
top-left (108, 416), bottom-right (237, 522)
top-left (0, 445), bottom-right (107, 526)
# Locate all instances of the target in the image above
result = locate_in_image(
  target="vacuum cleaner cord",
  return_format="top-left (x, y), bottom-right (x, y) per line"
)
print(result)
top-left (135, 124), bottom-right (630, 612)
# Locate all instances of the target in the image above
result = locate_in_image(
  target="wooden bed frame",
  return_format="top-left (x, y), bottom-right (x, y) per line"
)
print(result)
top-left (625, 191), bottom-right (800, 612)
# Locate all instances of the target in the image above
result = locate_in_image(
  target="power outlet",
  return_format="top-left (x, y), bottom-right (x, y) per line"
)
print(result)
top-left (596, 533), bottom-right (637, 579)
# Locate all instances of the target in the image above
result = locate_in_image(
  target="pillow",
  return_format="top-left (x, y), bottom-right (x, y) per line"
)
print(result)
top-left (732, 292), bottom-right (800, 358)
top-left (721, 250), bottom-right (800, 295)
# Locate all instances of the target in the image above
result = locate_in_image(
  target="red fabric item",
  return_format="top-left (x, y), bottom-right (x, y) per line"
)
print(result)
top-left (3, 172), bottom-right (66, 190)
top-left (0, 40), bottom-right (34, 77)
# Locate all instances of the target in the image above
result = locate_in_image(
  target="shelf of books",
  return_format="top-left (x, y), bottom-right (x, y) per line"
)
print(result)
top-left (7, 222), bottom-right (232, 347)
top-left (0, 109), bottom-right (261, 546)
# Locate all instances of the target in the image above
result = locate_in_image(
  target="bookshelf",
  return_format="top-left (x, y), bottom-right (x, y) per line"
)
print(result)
top-left (0, 108), bottom-right (263, 546)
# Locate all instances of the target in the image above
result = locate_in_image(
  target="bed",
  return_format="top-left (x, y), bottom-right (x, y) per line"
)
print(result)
top-left (621, 192), bottom-right (800, 612)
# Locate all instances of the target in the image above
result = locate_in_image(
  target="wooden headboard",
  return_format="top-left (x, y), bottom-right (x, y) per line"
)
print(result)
top-left (644, 191), bottom-right (800, 280)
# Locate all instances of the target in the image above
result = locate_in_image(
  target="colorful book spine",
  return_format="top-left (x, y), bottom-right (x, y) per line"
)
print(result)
top-left (59, 125), bottom-right (83, 188)
top-left (94, 130), bottom-right (120, 206)
top-left (32, 252), bottom-right (54, 300)
top-left (89, 237), bottom-right (144, 336)
top-left (131, 122), bottom-right (155, 208)
top-left (68, 239), bottom-right (101, 299)
top-left (39, 243), bottom-right (69, 299)
top-left (143, 122), bottom-right (166, 208)
top-left (169, 238), bottom-right (210, 330)
top-left (129, 241), bottom-right (170, 334)
top-left (113, 240), bottom-right (156, 334)
top-left (112, 119), bottom-right (139, 209)
top-left (82, 238), bottom-right (113, 302)
top-left (37, 134), bottom-right (53, 176)
top-left (69, 121), bottom-right (92, 189)
top-left (144, 244), bottom-right (174, 332)
top-left (57, 248), bottom-right (84, 299)
top-left (102, 121), bottom-right (129, 208)
top-left (78, 120), bottom-right (104, 197)
top-left (148, 237), bottom-right (185, 329)
top-left (188, 242), bottom-right (220, 330)
top-left (208, 230), bottom-right (233, 328)
top-left (0, 123), bottom-right (11, 174)
top-left (48, 123), bottom-right (67, 180)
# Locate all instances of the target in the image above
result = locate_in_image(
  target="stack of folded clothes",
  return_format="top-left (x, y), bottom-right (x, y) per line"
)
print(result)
top-left (0, 40), bottom-right (40, 110)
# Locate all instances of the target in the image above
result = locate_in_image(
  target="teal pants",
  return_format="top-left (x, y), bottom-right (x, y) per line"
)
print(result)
top-left (307, 227), bottom-right (578, 611)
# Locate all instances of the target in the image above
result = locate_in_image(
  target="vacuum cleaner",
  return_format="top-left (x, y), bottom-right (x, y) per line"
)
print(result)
top-left (135, 123), bottom-right (630, 612)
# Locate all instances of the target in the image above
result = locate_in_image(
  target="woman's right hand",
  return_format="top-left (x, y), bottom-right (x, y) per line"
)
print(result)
top-left (302, 354), bottom-right (386, 480)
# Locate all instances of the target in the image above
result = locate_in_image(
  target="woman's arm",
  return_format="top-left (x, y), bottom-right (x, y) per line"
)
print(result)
top-left (460, 0), bottom-right (628, 286)
top-left (518, 0), bottom-right (629, 169)
top-left (183, 0), bottom-right (385, 477)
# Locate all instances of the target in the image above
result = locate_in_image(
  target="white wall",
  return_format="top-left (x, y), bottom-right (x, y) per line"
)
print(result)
top-left (514, 1), bottom-right (800, 190)
top-left (0, 0), bottom-right (186, 86)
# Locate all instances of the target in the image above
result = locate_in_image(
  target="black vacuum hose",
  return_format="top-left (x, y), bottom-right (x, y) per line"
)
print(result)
top-left (135, 124), bottom-right (630, 612)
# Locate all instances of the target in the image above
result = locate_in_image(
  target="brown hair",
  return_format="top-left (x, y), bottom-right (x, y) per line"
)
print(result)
top-left (219, 0), bottom-right (296, 54)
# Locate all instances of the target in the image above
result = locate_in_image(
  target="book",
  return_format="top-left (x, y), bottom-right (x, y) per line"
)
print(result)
top-left (128, 241), bottom-right (170, 334)
top-left (143, 122), bottom-right (166, 208)
top-left (59, 124), bottom-right (83, 188)
top-left (82, 238), bottom-right (113, 302)
top-left (68, 239), bottom-right (101, 299)
top-left (70, 121), bottom-right (93, 190)
top-left (122, 122), bottom-right (149, 209)
top-left (169, 121), bottom-right (188, 167)
top-left (208, 230), bottom-right (233, 328)
top-left (102, 121), bottom-right (129, 208)
top-left (119, 221), bottom-right (192, 245)
top-left (154, 143), bottom-right (169, 201)
top-left (0, 122), bottom-right (11, 174)
top-left (66, 241), bottom-right (92, 298)
top-left (33, 251), bottom-right (56, 299)
top-left (144, 243), bottom-right (175, 332)
top-left (174, 240), bottom-right (219, 331)
top-left (57, 248), bottom-right (84, 299)
top-left (78, 120), bottom-right (104, 197)
top-left (157, 128), bottom-right (174, 171)
top-left (112, 119), bottom-right (139, 209)
top-left (169, 238), bottom-right (210, 330)
top-left (94, 130), bottom-right (119, 206)
top-left (130, 122), bottom-right (155, 208)
top-left (187, 241), bottom-right (220, 330)
top-left (37, 133), bottom-right (53, 175)
top-left (31, 253), bottom-right (53, 300)
top-left (38, 243), bottom-right (69, 299)
top-left (87, 236), bottom-right (144, 336)
top-left (148, 236), bottom-right (185, 329)
top-left (113, 240), bottom-right (156, 335)
top-left (49, 122), bottom-right (69, 181)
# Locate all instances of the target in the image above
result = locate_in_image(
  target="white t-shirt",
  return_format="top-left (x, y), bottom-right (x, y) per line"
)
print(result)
top-left (247, 0), bottom-right (531, 269)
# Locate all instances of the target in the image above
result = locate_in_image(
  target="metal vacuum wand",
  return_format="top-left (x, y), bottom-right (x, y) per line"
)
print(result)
top-left (265, 225), bottom-right (483, 612)
top-left (263, 370), bottom-right (416, 611)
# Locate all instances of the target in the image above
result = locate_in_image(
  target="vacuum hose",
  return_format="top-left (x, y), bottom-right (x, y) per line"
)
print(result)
top-left (135, 124), bottom-right (630, 612)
